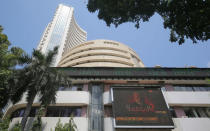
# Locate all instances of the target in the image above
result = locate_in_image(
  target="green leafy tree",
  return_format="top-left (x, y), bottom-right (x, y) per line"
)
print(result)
top-left (31, 106), bottom-right (45, 131)
top-left (10, 47), bottom-right (69, 131)
top-left (158, 0), bottom-right (210, 44)
top-left (54, 117), bottom-right (77, 131)
top-left (0, 25), bottom-right (25, 111)
top-left (0, 117), bottom-right (10, 131)
top-left (11, 123), bottom-right (21, 131)
top-left (87, 0), bottom-right (210, 44)
top-left (87, 0), bottom-right (158, 28)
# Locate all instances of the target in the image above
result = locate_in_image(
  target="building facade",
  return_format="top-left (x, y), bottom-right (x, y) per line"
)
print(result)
top-left (37, 4), bottom-right (87, 66)
top-left (3, 4), bottom-right (210, 131)
top-left (58, 40), bottom-right (145, 67)
top-left (5, 67), bottom-right (210, 131)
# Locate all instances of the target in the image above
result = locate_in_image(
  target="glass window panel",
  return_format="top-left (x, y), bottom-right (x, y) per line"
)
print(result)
top-left (184, 87), bottom-right (193, 91)
top-left (199, 87), bottom-right (207, 91)
top-left (29, 107), bottom-right (38, 117)
top-left (72, 86), bottom-right (77, 91)
top-left (75, 108), bottom-right (81, 117)
top-left (46, 107), bottom-right (59, 117)
top-left (19, 109), bottom-right (25, 117)
top-left (173, 86), bottom-right (183, 91)
top-left (170, 86), bottom-right (208, 91)
top-left (184, 108), bottom-right (196, 118)
top-left (58, 86), bottom-right (65, 91)
top-left (104, 106), bottom-right (113, 117)
top-left (206, 87), bottom-right (210, 91)
top-left (193, 87), bottom-right (201, 91)
top-left (90, 85), bottom-right (103, 131)
top-left (161, 87), bottom-right (166, 91)
top-left (64, 87), bottom-right (71, 91)
top-left (205, 108), bottom-right (210, 117)
top-left (46, 106), bottom-right (82, 117)
top-left (45, 6), bottom-right (71, 65)
top-left (11, 108), bottom-right (25, 118)
top-left (196, 108), bottom-right (208, 117)
top-left (169, 108), bottom-right (177, 118)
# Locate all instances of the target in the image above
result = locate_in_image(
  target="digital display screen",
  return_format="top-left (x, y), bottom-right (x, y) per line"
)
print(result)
top-left (112, 87), bottom-right (174, 128)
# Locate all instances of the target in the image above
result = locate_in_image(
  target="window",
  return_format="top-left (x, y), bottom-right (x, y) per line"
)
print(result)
top-left (71, 84), bottom-right (83, 91)
top-left (58, 86), bottom-right (65, 91)
top-left (184, 108), bottom-right (197, 117)
top-left (90, 85), bottom-right (103, 131)
top-left (196, 108), bottom-right (210, 117)
top-left (173, 87), bottom-right (193, 91)
top-left (12, 108), bottom-right (25, 118)
top-left (46, 106), bottom-right (82, 117)
top-left (164, 86), bottom-right (210, 92)
top-left (169, 108), bottom-right (176, 118)
top-left (11, 106), bottom-right (83, 118)
top-left (11, 107), bottom-right (39, 118)
top-left (170, 107), bottom-right (210, 118)
top-left (193, 87), bottom-right (210, 91)
top-left (104, 106), bottom-right (113, 117)
top-left (29, 107), bottom-right (38, 117)
top-left (58, 84), bottom-right (84, 91)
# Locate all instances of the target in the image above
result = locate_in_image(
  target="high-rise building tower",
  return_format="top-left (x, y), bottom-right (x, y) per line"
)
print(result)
top-left (37, 4), bottom-right (87, 66)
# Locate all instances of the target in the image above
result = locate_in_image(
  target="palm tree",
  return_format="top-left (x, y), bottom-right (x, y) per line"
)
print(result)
top-left (0, 25), bottom-right (25, 113)
top-left (10, 47), bottom-right (69, 130)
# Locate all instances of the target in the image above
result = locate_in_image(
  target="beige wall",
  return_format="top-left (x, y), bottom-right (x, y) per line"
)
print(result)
top-left (15, 91), bottom-right (89, 106)
top-left (163, 91), bottom-right (210, 106)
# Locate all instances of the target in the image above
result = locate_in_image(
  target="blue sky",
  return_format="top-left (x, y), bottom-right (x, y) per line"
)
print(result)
top-left (0, 0), bottom-right (209, 67)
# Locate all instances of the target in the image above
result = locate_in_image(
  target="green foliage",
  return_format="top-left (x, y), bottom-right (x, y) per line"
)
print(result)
top-left (0, 25), bottom-right (25, 109)
top-left (31, 119), bottom-right (42, 131)
top-left (0, 117), bottom-right (10, 131)
top-left (31, 106), bottom-right (45, 131)
top-left (9, 46), bottom-right (70, 130)
top-left (11, 123), bottom-right (21, 131)
top-left (54, 117), bottom-right (77, 131)
top-left (158, 0), bottom-right (210, 45)
top-left (88, 0), bottom-right (158, 28)
top-left (87, 0), bottom-right (210, 44)
top-left (206, 78), bottom-right (210, 84)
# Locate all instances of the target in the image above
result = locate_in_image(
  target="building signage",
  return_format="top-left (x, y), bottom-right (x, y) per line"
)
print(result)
top-left (111, 87), bottom-right (174, 128)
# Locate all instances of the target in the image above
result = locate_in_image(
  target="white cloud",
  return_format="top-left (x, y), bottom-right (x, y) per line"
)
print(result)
top-left (207, 62), bottom-right (210, 68)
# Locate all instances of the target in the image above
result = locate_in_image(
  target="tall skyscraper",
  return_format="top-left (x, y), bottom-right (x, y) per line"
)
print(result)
top-left (37, 4), bottom-right (87, 66)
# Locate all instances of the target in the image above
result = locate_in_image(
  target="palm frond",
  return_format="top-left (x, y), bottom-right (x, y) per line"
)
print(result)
top-left (18, 53), bottom-right (32, 65)
top-left (46, 46), bottom-right (58, 65)
top-left (32, 49), bottom-right (45, 64)
top-left (9, 70), bottom-right (30, 103)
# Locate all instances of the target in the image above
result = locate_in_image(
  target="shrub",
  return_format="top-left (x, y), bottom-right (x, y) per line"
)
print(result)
top-left (54, 117), bottom-right (77, 131)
